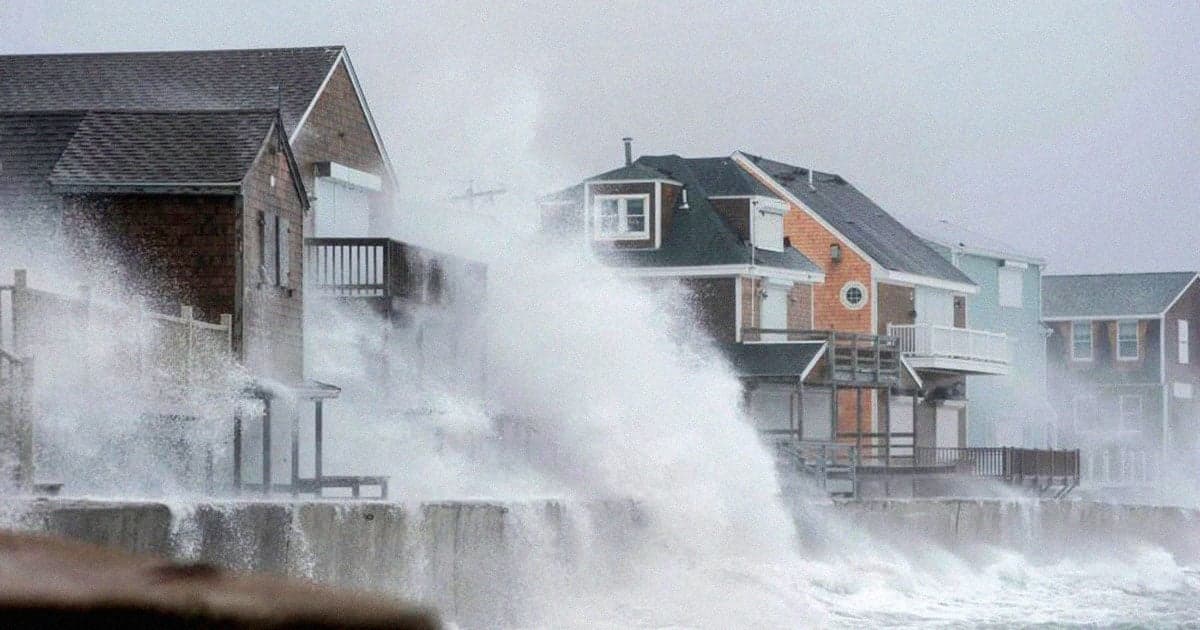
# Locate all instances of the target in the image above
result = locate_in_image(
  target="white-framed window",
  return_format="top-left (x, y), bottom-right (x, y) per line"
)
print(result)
top-left (1117, 321), bottom-right (1139, 361)
top-left (1118, 394), bottom-right (1142, 431)
top-left (840, 281), bottom-right (867, 310)
top-left (1071, 321), bottom-right (1092, 361)
top-left (593, 194), bottom-right (649, 239)
top-left (752, 206), bottom-right (785, 252)
top-left (998, 265), bottom-right (1023, 308)
top-left (1179, 319), bottom-right (1190, 364)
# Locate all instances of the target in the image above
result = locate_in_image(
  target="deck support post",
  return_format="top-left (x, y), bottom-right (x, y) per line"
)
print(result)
top-left (261, 395), bottom-right (271, 495)
top-left (232, 408), bottom-right (242, 493)
top-left (314, 400), bottom-right (324, 488)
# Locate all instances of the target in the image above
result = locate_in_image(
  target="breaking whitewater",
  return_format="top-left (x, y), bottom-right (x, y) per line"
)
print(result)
top-left (3, 222), bottom-right (1200, 629)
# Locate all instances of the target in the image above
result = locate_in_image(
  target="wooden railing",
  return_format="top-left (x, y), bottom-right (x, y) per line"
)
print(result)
top-left (305, 237), bottom-right (486, 306)
top-left (775, 440), bottom-right (859, 499)
top-left (741, 328), bottom-right (901, 386)
top-left (305, 237), bottom-right (394, 298)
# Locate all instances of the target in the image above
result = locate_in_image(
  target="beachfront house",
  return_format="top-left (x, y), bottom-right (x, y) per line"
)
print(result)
top-left (1043, 272), bottom-right (1200, 493)
top-left (915, 218), bottom-right (1055, 448)
top-left (0, 46), bottom-right (484, 496)
top-left (541, 142), bottom-right (1073, 497)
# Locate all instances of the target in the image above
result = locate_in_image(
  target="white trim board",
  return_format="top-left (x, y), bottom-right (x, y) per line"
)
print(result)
top-left (613, 264), bottom-right (824, 284)
top-left (732, 151), bottom-right (878, 268)
top-left (585, 177), bottom-right (684, 187)
top-left (1044, 315), bottom-right (1158, 322)
top-left (290, 51), bottom-right (398, 190)
top-left (316, 161), bottom-right (383, 192)
top-left (733, 151), bottom-right (979, 295)
top-left (875, 269), bottom-right (979, 295)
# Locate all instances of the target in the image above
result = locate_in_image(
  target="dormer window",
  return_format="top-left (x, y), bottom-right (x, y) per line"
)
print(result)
top-left (594, 194), bottom-right (649, 239)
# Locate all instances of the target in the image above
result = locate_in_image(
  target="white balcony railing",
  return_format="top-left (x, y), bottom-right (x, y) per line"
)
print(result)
top-left (887, 324), bottom-right (1011, 366)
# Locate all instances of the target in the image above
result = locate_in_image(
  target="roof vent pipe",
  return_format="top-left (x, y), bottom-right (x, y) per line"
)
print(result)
top-left (622, 137), bottom-right (633, 166)
top-left (808, 168), bottom-right (815, 191)
top-left (680, 188), bottom-right (690, 210)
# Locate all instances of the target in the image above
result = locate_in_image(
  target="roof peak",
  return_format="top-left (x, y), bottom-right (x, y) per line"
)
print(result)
top-left (1046, 271), bottom-right (1198, 278)
top-left (0, 45), bottom-right (344, 59)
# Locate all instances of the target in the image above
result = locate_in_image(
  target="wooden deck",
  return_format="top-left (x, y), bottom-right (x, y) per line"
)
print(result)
top-left (740, 328), bottom-right (902, 387)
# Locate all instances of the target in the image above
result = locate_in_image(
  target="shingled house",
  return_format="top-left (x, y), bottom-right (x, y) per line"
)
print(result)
top-left (539, 143), bottom-right (1078, 497)
top-left (0, 46), bottom-right (485, 385)
top-left (0, 47), bottom-right (483, 496)
top-left (1043, 272), bottom-right (1200, 492)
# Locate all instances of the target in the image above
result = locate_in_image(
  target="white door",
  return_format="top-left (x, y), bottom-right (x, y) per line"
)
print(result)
top-left (936, 405), bottom-right (960, 448)
top-left (915, 286), bottom-right (955, 327)
top-left (761, 281), bottom-right (789, 341)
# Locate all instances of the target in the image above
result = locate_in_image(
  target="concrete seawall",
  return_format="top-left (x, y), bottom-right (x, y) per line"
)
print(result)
top-left (3, 497), bottom-right (1198, 622)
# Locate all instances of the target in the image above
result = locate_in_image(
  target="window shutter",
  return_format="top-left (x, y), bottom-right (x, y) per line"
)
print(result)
top-left (1181, 319), bottom-right (1190, 365)
top-left (260, 211), bottom-right (277, 285)
top-left (278, 216), bottom-right (290, 288)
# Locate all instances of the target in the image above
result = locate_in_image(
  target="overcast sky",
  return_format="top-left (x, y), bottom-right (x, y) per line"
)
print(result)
top-left (2, 1), bottom-right (1197, 273)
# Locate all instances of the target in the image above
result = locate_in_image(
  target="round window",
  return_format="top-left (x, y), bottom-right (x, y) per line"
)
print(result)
top-left (840, 281), bottom-right (867, 310)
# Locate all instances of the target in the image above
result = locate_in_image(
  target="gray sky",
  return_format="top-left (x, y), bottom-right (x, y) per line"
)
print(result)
top-left (2, 1), bottom-right (1197, 273)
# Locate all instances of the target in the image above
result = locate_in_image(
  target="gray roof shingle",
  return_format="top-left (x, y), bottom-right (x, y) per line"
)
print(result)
top-left (48, 109), bottom-right (278, 190)
top-left (742, 153), bottom-right (974, 286)
top-left (0, 47), bottom-right (341, 136)
top-left (0, 111), bottom-right (85, 225)
top-left (593, 155), bottom-right (821, 275)
top-left (1042, 272), bottom-right (1198, 319)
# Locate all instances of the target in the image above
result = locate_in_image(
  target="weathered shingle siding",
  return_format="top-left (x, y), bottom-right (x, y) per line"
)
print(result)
top-left (61, 194), bottom-right (238, 322)
top-left (240, 130), bottom-right (306, 383)
top-left (290, 60), bottom-right (391, 235)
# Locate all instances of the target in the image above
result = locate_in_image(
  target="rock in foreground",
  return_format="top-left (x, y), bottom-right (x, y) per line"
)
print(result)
top-left (0, 529), bottom-right (439, 628)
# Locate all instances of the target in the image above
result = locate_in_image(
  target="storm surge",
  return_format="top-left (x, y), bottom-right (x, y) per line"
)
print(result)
top-left (4, 223), bottom-right (1199, 628)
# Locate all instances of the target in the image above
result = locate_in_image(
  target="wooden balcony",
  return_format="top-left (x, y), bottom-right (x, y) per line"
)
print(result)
top-left (741, 328), bottom-right (901, 387)
top-left (887, 323), bottom-right (1011, 375)
top-left (304, 237), bottom-right (486, 308)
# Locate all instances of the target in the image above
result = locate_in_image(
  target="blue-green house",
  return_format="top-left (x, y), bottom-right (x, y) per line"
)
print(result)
top-left (914, 219), bottom-right (1054, 447)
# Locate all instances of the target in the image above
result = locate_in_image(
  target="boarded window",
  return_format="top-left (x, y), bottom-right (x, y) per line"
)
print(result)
top-left (753, 210), bottom-right (784, 252)
top-left (1180, 319), bottom-right (1190, 365)
top-left (260, 211), bottom-right (277, 285)
top-left (998, 266), bottom-right (1023, 308)
top-left (315, 177), bottom-right (371, 238)
top-left (278, 217), bottom-right (290, 288)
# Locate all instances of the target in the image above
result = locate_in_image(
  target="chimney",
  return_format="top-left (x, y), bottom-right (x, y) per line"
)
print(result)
top-left (807, 168), bottom-right (815, 191)
top-left (622, 137), bottom-right (633, 166)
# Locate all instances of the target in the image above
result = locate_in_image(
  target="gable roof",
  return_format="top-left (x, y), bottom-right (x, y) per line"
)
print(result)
top-left (1042, 272), bottom-right (1199, 319)
top-left (738, 152), bottom-right (974, 287)
top-left (0, 47), bottom-right (341, 138)
top-left (0, 111), bottom-right (86, 222)
top-left (48, 110), bottom-right (281, 192)
top-left (908, 216), bottom-right (1045, 265)
top-left (590, 154), bottom-right (822, 276)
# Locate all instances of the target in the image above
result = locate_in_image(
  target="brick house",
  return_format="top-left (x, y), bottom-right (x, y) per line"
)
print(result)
top-left (1043, 272), bottom-right (1200, 490)
top-left (542, 144), bottom-right (1034, 487)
